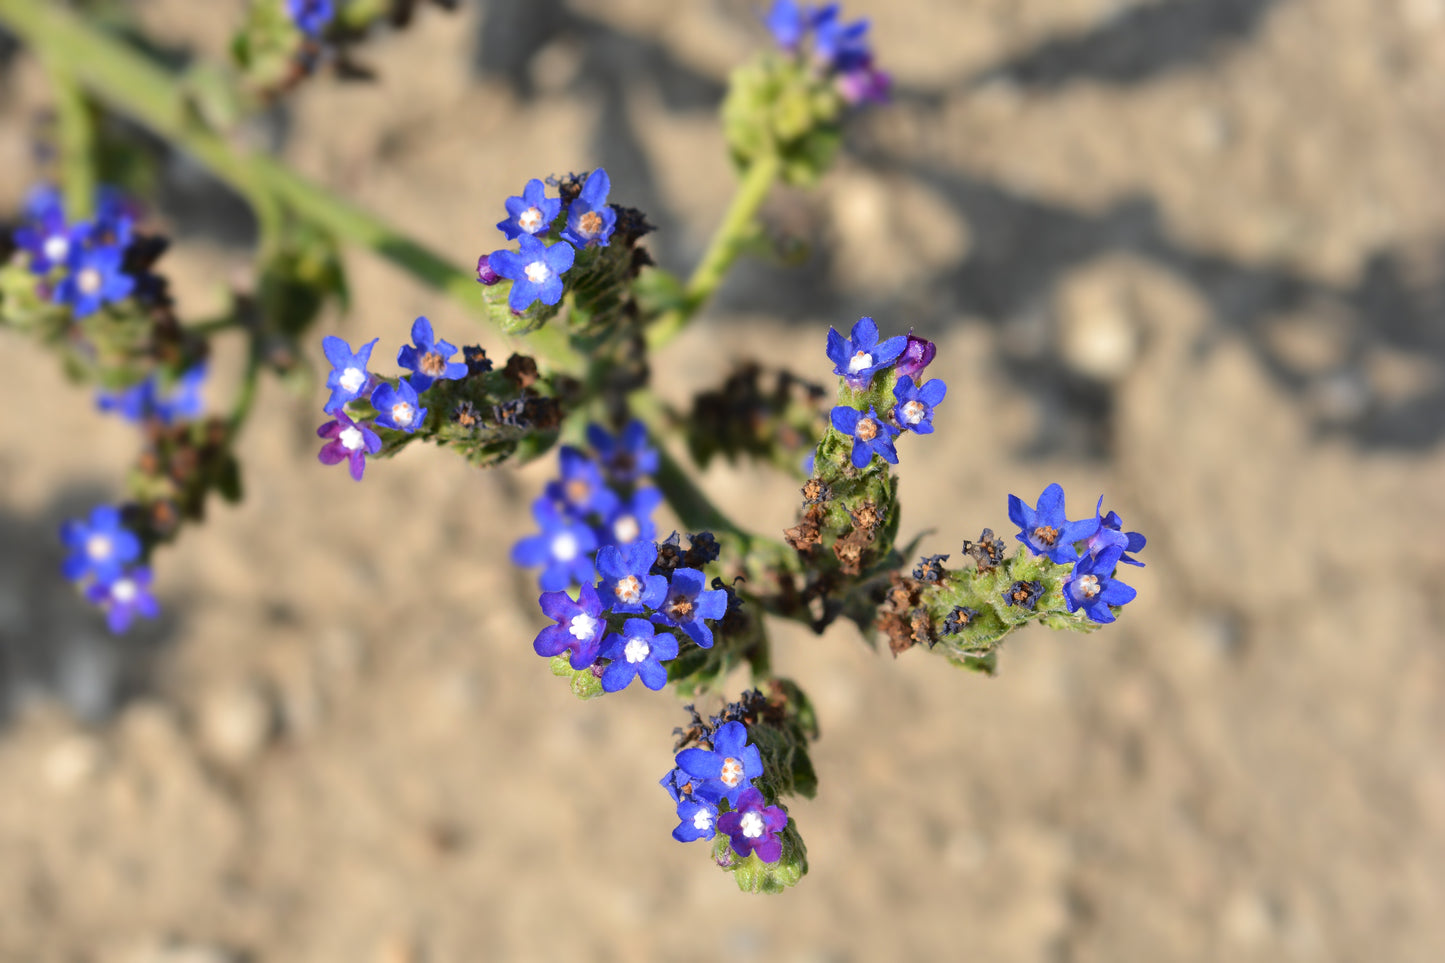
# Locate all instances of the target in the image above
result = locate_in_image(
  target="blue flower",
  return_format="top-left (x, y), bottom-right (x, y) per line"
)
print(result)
top-left (598, 619), bottom-right (678, 692)
top-left (396, 316), bottom-right (467, 393)
top-left (1063, 545), bottom-right (1137, 624)
top-left (716, 787), bottom-right (789, 863)
top-left (84, 566), bottom-right (160, 634)
top-left (322, 335), bottom-right (379, 414)
top-left (22, 183), bottom-right (63, 221)
top-left (60, 505), bottom-right (141, 585)
top-left (370, 380), bottom-right (427, 434)
top-left (595, 541), bottom-right (667, 614)
top-left (533, 581), bottom-right (607, 669)
top-left (672, 797), bottom-right (719, 843)
top-left (586, 420), bottom-right (659, 482)
top-left (286, 0), bottom-right (334, 38)
top-left (826, 317), bottom-right (906, 389)
top-left (598, 487), bottom-right (662, 547)
top-left (92, 186), bottom-right (137, 247)
top-left (53, 243), bottom-right (134, 318)
top-left (1085, 505), bottom-right (1147, 567)
top-left (544, 447), bottom-right (620, 519)
top-left (560, 169), bottom-right (617, 249)
top-left (487, 234), bottom-right (576, 313)
top-left (830, 405), bottom-right (899, 468)
top-left (497, 178), bottom-right (562, 240)
top-left (1007, 483), bottom-right (1101, 564)
top-left (891, 375), bottom-right (946, 434)
top-left (651, 568), bottom-right (729, 649)
top-left (763, 0), bottom-right (807, 49)
top-left (660, 767), bottom-right (692, 803)
top-left (812, 5), bottom-right (872, 72)
top-left (675, 721), bottom-right (764, 807)
top-left (318, 411), bottom-right (382, 481)
top-left (97, 366), bottom-right (206, 425)
top-left (512, 498), bottom-right (599, 591)
top-left (12, 196), bottom-right (87, 276)
top-left (95, 381), bottom-right (154, 422)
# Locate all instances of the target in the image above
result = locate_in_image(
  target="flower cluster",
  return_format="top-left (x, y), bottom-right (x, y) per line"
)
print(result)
top-left (661, 719), bottom-right (789, 863)
top-left (285, 0), bottom-right (335, 39)
top-left (11, 185), bottom-right (139, 319)
top-left (825, 317), bottom-right (945, 469)
top-left (59, 505), bottom-right (159, 633)
top-left (480, 170), bottom-right (616, 313)
top-left (763, 1), bottom-right (890, 105)
top-left (1008, 483), bottom-right (1145, 623)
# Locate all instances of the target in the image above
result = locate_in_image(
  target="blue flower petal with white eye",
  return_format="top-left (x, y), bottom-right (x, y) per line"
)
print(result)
top-left (561, 169), bottom-right (618, 249)
top-left (1008, 483), bottom-right (1101, 564)
top-left (497, 179), bottom-right (562, 240)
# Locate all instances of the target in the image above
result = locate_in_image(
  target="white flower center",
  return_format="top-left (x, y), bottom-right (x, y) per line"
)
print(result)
top-left (847, 350), bottom-right (873, 374)
top-left (740, 811), bottom-right (764, 839)
top-left (518, 206), bottom-right (544, 233)
top-left (568, 612), bottom-right (599, 641)
top-left (77, 267), bottom-right (103, 295)
top-left (524, 260), bottom-right (552, 285)
top-left (613, 514), bottom-right (640, 544)
top-left (1077, 574), bottom-right (1101, 599)
top-left (339, 426), bottom-right (365, 451)
top-left (623, 636), bottom-right (650, 663)
top-left (551, 532), bottom-right (580, 561)
top-left (111, 579), bottom-right (137, 604)
top-left (43, 235), bottom-right (69, 262)
top-left (86, 535), bottom-right (113, 560)
top-left (692, 809), bottom-right (713, 832)
top-left (614, 575), bottom-right (642, 604)
top-left (390, 402), bottom-right (415, 426)
top-left (720, 757), bottom-right (744, 787)
top-left (902, 400), bottom-right (926, 425)
top-left (339, 366), bottom-right (366, 393)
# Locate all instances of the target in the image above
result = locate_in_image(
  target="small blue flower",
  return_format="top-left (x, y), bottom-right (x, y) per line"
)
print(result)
top-left (596, 542), bottom-right (668, 614)
top-left (830, 405), bottom-right (899, 468)
top-left (92, 186), bottom-right (137, 247)
top-left (826, 317), bottom-right (906, 389)
top-left (154, 365), bottom-right (207, 423)
top-left (812, 5), bottom-right (872, 72)
top-left (560, 169), bottom-right (617, 249)
top-left (322, 335), bottom-right (379, 414)
top-left (672, 797), bottom-right (719, 843)
top-left (497, 179), bottom-right (562, 240)
top-left (370, 380), bottom-right (427, 434)
top-left (586, 420), bottom-right (659, 483)
top-left (891, 375), bottom-right (946, 434)
top-left (286, 0), bottom-right (334, 38)
top-left (660, 767), bottom-right (692, 803)
top-left (598, 487), bottom-right (662, 547)
top-left (1063, 545), bottom-right (1137, 624)
top-left (12, 198), bottom-right (87, 276)
top-left (487, 234), bottom-right (576, 313)
top-left (598, 619), bottom-right (678, 692)
top-left (544, 447), bottom-right (620, 519)
top-left (396, 316), bottom-right (467, 393)
top-left (512, 498), bottom-right (599, 591)
top-left (84, 565), bottom-right (160, 634)
top-left (54, 243), bottom-right (134, 318)
top-left (651, 568), bottom-right (729, 649)
top-left (1085, 505), bottom-right (1147, 568)
top-left (763, 0), bottom-right (807, 50)
top-left (533, 582), bottom-right (607, 669)
top-left (675, 721), bottom-right (764, 807)
top-left (95, 381), bottom-right (154, 423)
top-left (1007, 483), bottom-right (1101, 564)
top-left (60, 505), bottom-right (141, 585)
top-left (22, 183), bottom-right (63, 221)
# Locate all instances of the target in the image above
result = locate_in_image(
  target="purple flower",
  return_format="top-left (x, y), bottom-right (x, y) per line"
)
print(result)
top-left (651, 568), bottom-right (729, 649)
top-left (716, 787), bottom-right (789, 864)
top-left (53, 243), bottom-right (134, 318)
top-left (830, 405), bottom-right (899, 468)
top-left (317, 411), bottom-right (382, 481)
top-left (396, 316), bottom-right (467, 393)
top-left (586, 420), bottom-right (659, 482)
top-left (1063, 545), bottom-right (1137, 624)
top-left (85, 565), bottom-right (160, 634)
top-left (1007, 483), bottom-right (1101, 564)
top-left (286, 0), bottom-right (334, 38)
top-left (837, 61), bottom-right (892, 106)
top-left (60, 505), bottom-right (141, 585)
top-left (676, 721), bottom-right (764, 807)
top-left (560, 169), bottom-right (617, 249)
top-left (544, 447), bottom-right (620, 518)
top-left (891, 375), bottom-right (946, 434)
top-left (476, 254), bottom-right (501, 285)
top-left (826, 317), bottom-right (906, 389)
top-left (512, 498), bottom-right (599, 591)
top-left (595, 541), bottom-right (667, 614)
top-left (763, 0), bottom-right (807, 49)
top-left (370, 380), bottom-right (427, 434)
top-left (1085, 505), bottom-right (1147, 567)
top-left (672, 797), bottom-right (719, 843)
top-left (598, 487), bottom-right (662, 547)
top-left (487, 234), bottom-right (576, 313)
top-left (533, 582), bottom-right (607, 669)
top-left (598, 619), bottom-right (678, 692)
top-left (893, 332), bottom-right (936, 381)
top-left (322, 335), bottom-right (379, 414)
top-left (497, 178), bottom-right (562, 240)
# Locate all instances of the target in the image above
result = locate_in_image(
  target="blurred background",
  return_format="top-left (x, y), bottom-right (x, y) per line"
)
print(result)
top-left (2, 0), bottom-right (1444, 960)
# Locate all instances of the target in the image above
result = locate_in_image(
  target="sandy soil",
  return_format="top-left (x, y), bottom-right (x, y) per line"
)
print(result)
top-left (2, 0), bottom-right (1445, 960)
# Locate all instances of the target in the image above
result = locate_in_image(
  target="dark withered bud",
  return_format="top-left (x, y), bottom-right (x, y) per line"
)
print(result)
top-left (1003, 579), bottom-right (1044, 610)
top-left (522, 396), bottom-right (562, 430)
top-left (549, 172), bottom-right (585, 204)
top-left (683, 531), bottom-right (721, 568)
top-left (912, 554), bottom-right (949, 582)
top-left (503, 353), bottom-right (539, 390)
top-left (492, 398), bottom-right (530, 429)
top-left (801, 478), bottom-right (831, 505)
top-left (963, 528), bottom-right (1006, 571)
top-left (942, 606), bottom-right (979, 635)
top-left (452, 400), bottom-right (483, 430)
top-left (462, 345), bottom-right (494, 377)
top-left (652, 532), bottom-right (684, 575)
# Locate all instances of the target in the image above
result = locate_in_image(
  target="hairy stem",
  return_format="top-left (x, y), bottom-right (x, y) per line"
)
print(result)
top-left (41, 54), bottom-right (95, 220)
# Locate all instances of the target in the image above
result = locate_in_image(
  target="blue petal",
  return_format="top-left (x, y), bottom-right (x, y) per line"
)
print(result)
top-left (508, 280), bottom-right (539, 313)
top-left (410, 316), bottom-right (434, 348)
top-left (581, 168), bottom-right (610, 206)
top-left (850, 439), bottom-right (872, 468)
top-left (872, 334), bottom-right (907, 364)
top-left (677, 747), bottom-right (721, 779)
top-left (544, 240), bottom-right (576, 274)
top-left (826, 327), bottom-right (848, 366)
top-left (683, 619), bottom-right (714, 649)
top-left (600, 660), bottom-right (636, 692)
top-left (322, 336), bottom-right (352, 367)
top-left (637, 660), bottom-right (668, 690)
top-left (669, 567), bottom-right (707, 597)
top-left (1098, 579), bottom-right (1136, 607)
top-left (831, 405), bottom-right (860, 433)
top-left (850, 317), bottom-right (879, 349)
top-left (918, 379), bottom-right (947, 406)
top-left (693, 588), bottom-right (728, 622)
top-left (1036, 483), bottom-right (1066, 522)
top-left (649, 631), bottom-right (679, 661)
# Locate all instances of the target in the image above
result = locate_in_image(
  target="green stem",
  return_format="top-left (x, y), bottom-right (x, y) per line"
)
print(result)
top-left (42, 54), bottom-right (95, 219)
top-left (0, 0), bottom-right (575, 368)
top-left (645, 152), bottom-right (779, 350)
top-left (229, 351), bottom-right (261, 433)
